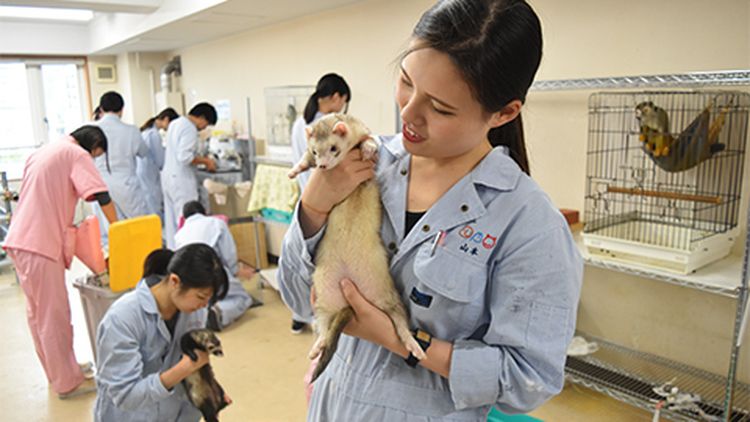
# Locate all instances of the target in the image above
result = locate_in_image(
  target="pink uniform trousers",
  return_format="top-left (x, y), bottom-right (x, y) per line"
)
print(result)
top-left (8, 249), bottom-right (84, 394)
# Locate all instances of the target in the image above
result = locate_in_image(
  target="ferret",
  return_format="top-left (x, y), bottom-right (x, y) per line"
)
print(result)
top-left (289, 113), bottom-right (426, 382)
top-left (181, 329), bottom-right (229, 422)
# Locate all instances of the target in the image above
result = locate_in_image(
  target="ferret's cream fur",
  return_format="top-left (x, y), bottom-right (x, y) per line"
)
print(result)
top-left (289, 113), bottom-right (425, 381)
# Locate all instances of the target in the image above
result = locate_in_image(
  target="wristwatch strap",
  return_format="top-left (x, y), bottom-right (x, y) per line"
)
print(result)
top-left (405, 329), bottom-right (432, 368)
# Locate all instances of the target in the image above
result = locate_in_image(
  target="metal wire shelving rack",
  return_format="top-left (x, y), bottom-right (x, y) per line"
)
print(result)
top-left (535, 70), bottom-right (750, 421)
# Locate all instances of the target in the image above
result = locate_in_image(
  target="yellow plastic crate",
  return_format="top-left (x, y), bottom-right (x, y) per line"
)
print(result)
top-left (108, 214), bottom-right (162, 292)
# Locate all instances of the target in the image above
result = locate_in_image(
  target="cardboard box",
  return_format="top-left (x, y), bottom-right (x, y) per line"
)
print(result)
top-left (229, 221), bottom-right (269, 269)
top-left (208, 184), bottom-right (253, 220)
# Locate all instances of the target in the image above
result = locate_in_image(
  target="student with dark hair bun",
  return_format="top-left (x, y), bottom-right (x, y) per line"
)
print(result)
top-left (278, 1), bottom-right (582, 419)
top-left (95, 243), bottom-right (230, 421)
top-left (291, 73), bottom-right (351, 192)
top-left (4, 125), bottom-right (118, 399)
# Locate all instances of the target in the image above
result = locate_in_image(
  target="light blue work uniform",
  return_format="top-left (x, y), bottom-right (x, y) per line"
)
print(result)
top-left (138, 126), bottom-right (166, 219)
top-left (174, 214), bottom-right (252, 327)
top-left (278, 134), bottom-right (583, 421)
top-left (93, 114), bottom-right (151, 246)
top-left (290, 111), bottom-right (324, 190)
top-left (94, 280), bottom-right (207, 422)
top-left (162, 116), bottom-right (200, 249)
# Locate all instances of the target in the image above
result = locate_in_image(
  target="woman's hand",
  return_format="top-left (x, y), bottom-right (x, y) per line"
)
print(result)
top-left (182, 349), bottom-right (210, 372)
top-left (160, 349), bottom-right (211, 390)
top-left (301, 149), bottom-right (375, 214)
top-left (339, 279), bottom-right (403, 354)
top-left (299, 149), bottom-right (375, 236)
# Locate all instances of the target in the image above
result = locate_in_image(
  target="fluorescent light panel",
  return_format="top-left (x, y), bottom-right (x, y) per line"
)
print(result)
top-left (0, 6), bottom-right (94, 22)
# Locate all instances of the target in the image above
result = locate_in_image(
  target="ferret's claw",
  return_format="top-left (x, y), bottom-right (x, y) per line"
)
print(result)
top-left (405, 337), bottom-right (426, 360)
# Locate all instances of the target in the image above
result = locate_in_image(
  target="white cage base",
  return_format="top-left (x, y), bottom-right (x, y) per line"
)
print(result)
top-left (583, 222), bottom-right (739, 274)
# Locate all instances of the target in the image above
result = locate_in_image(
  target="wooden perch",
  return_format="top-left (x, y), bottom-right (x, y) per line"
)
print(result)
top-left (607, 186), bottom-right (721, 204)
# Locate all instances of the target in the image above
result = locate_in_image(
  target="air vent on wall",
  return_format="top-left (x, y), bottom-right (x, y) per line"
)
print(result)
top-left (94, 64), bottom-right (116, 83)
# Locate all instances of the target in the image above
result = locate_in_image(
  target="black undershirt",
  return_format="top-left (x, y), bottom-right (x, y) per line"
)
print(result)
top-left (405, 210), bottom-right (426, 237)
top-left (165, 312), bottom-right (179, 337)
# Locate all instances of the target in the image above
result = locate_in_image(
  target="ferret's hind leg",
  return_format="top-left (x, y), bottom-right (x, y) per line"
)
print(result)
top-left (369, 285), bottom-right (426, 361)
top-left (386, 301), bottom-right (426, 360)
top-left (308, 311), bottom-right (330, 360)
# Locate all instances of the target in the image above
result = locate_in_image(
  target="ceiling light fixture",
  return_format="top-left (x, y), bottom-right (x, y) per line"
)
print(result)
top-left (0, 6), bottom-right (94, 22)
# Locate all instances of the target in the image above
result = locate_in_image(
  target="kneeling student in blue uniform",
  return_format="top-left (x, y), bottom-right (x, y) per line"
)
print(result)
top-left (175, 200), bottom-right (253, 331)
top-left (94, 244), bottom-right (230, 422)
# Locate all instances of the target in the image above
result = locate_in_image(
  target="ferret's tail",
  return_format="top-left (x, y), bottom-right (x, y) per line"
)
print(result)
top-left (311, 307), bottom-right (354, 383)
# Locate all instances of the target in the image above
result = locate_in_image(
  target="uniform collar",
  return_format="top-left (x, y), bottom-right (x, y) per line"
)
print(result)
top-left (185, 214), bottom-right (207, 224)
top-left (381, 134), bottom-right (521, 192)
top-left (100, 113), bottom-right (120, 122)
top-left (136, 279), bottom-right (177, 343)
top-left (136, 279), bottom-right (161, 317)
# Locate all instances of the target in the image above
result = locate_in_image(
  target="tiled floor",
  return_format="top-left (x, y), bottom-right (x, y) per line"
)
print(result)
top-left (0, 261), bottom-right (652, 421)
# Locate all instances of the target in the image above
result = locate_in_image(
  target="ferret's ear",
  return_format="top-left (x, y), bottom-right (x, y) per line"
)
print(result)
top-left (332, 121), bottom-right (349, 138)
top-left (305, 126), bottom-right (313, 140)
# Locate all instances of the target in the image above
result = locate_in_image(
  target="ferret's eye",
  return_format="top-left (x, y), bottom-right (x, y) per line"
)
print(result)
top-left (330, 146), bottom-right (338, 153)
top-left (312, 150), bottom-right (317, 155)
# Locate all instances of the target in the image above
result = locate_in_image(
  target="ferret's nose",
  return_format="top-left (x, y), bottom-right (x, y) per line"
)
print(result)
top-left (318, 164), bottom-right (327, 170)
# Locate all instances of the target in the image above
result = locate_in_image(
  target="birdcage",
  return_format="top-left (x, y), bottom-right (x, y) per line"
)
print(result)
top-left (582, 91), bottom-right (749, 274)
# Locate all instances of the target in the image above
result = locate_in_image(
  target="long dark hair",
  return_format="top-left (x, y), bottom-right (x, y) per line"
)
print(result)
top-left (70, 125), bottom-right (110, 172)
top-left (409, 0), bottom-right (542, 175)
top-left (303, 73), bottom-right (351, 124)
top-left (168, 243), bottom-right (228, 302)
top-left (140, 107), bottom-right (180, 131)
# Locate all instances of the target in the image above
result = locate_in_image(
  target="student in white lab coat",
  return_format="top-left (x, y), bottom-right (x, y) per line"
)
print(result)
top-left (94, 244), bottom-right (230, 422)
top-left (288, 73), bottom-right (351, 334)
top-left (138, 108), bottom-right (179, 220)
top-left (174, 200), bottom-right (252, 331)
top-left (161, 103), bottom-right (218, 249)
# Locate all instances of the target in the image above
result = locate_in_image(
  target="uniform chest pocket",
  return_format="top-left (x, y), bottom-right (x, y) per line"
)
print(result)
top-left (410, 245), bottom-right (487, 337)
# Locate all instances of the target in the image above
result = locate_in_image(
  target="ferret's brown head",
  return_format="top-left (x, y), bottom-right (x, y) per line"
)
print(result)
top-left (305, 114), bottom-right (360, 171)
top-left (191, 329), bottom-right (224, 357)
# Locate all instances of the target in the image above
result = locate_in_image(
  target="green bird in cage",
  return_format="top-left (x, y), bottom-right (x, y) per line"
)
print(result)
top-left (635, 100), bottom-right (729, 172)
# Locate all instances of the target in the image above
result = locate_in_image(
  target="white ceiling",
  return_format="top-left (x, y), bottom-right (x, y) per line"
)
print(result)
top-left (0, 0), bottom-right (367, 55)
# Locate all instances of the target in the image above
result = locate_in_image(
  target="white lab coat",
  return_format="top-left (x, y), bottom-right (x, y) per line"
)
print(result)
top-left (174, 214), bottom-right (252, 327)
top-left (137, 126), bottom-right (166, 218)
top-left (161, 116), bottom-right (200, 248)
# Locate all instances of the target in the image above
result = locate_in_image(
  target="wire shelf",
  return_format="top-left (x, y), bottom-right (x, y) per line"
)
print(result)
top-left (532, 71), bottom-right (750, 91)
top-left (575, 233), bottom-right (743, 298)
top-left (566, 334), bottom-right (750, 421)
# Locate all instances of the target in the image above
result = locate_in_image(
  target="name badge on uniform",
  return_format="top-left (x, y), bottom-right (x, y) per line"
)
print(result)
top-left (410, 287), bottom-right (433, 308)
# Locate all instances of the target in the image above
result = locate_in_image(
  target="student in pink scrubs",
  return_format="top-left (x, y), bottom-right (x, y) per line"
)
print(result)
top-left (4, 125), bottom-right (119, 399)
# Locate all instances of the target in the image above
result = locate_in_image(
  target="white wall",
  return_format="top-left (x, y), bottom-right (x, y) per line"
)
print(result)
top-left (174, 0), bottom-right (433, 138)
top-left (118, 0), bottom-right (750, 382)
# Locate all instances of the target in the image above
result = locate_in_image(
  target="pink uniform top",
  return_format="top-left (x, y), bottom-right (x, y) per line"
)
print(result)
top-left (4, 136), bottom-right (108, 262)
